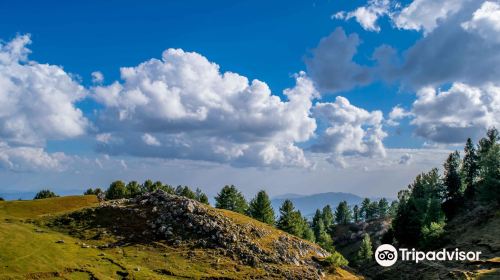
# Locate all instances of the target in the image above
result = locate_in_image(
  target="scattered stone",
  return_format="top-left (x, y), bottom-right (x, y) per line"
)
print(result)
top-left (55, 239), bottom-right (65, 244)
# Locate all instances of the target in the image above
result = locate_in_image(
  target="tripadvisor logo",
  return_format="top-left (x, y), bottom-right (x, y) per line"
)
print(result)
top-left (375, 244), bottom-right (482, 267)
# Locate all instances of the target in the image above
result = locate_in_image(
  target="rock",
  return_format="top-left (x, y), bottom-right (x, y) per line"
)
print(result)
top-left (56, 239), bottom-right (65, 244)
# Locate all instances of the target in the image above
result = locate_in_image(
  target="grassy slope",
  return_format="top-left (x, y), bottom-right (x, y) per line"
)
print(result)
top-left (0, 196), bottom-right (360, 280)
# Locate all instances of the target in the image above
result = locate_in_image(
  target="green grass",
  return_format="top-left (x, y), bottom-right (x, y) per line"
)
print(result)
top-left (0, 196), bottom-right (360, 279)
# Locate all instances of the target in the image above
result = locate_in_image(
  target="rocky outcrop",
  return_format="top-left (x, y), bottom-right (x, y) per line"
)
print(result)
top-left (57, 190), bottom-right (332, 279)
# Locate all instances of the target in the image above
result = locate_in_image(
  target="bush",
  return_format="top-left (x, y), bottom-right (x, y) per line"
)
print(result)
top-left (0, 197), bottom-right (4, 201)
top-left (420, 221), bottom-right (445, 248)
top-left (324, 251), bottom-right (349, 268)
top-left (34, 189), bottom-right (58, 200)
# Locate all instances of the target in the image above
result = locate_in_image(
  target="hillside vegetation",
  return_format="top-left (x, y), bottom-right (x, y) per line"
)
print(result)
top-left (0, 194), bottom-right (360, 279)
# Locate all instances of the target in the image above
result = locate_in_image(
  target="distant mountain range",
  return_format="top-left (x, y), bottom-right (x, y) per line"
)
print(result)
top-left (271, 192), bottom-right (365, 218)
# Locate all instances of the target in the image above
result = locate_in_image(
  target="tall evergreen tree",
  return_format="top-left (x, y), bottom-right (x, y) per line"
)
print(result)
top-left (462, 138), bottom-right (479, 198)
top-left (277, 200), bottom-right (314, 241)
top-left (478, 128), bottom-right (499, 160)
top-left (215, 185), bottom-right (248, 214)
top-left (357, 233), bottom-right (373, 265)
top-left (353, 205), bottom-right (360, 223)
top-left (322, 205), bottom-right (334, 228)
top-left (444, 151), bottom-right (462, 200)
top-left (335, 201), bottom-right (352, 225)
top-left (314, 218), bottom-right (333, 252)
top-left (360, 198), bottom-right (371, 220)
top-left (377, 198), bottom-right (389, 218)
top-left (248, 190), bottom-right (275, 225)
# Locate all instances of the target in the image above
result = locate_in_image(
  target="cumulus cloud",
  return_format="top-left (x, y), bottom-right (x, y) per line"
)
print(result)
top-left (408, 83), bottom-right (500, 143)
top-left (0, 35), bottom-right (88, 146)
top-left (462, 1), bottom-right (500, 43)
top-left (305, 27), bottom-right (371, 93)
top-left (0, 35), bottom-right (88, 171)
top-left (370, 0), bottom-right (500, 89)
top-left (0, 141), bottom-right (69, 172)
top-left (398, 153), bottom-right (412, 165)
top-left (92, 49), bottom-right (319, 168)
top-left (387, 105), bottom-right (413, 126)
top-left (333, 0), bottom-right (392, 32)
top-left (393, 0), bottom-right (466, 34)
top-left (311, 96), bottom-right (387, 167)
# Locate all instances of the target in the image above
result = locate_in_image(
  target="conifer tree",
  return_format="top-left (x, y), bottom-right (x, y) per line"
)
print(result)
top-left (357, 233), bottom-right (373, 265)
top-left (215, 185), bottom-right (248, 214)
top-left (462, 138), bottom-right (479, 198)
top-left (322, 205), bottom-right (334, 228)
top-left (248, 190), bottom-right (275, 225)
top-left (353, 205), bottom-right (360, 222)
top-left (335, 201), bottom-right (352, 225)
top-left (378, 198), bottom-right (389, 218)
top-left (444, 151), bottom-right (462, 200)
top-left (360, 198), bottom-right (371, 220)
top-left (126, 181), bottom-right (142, 198)
top-left (195, 188), bottom-right (209, 205)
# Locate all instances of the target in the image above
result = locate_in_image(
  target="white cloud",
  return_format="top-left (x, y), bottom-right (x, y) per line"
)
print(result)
top-left (0, 141), bottom-right (69, 172)
top-left (387, 105), bottom-right (413, 126)
top-left (142, 133), bottom-right (160, 146)
top-left (0, 35), bottom-right (88, 147)
top-left (333, 0), bottom-right (391, 32)
top-left (393, 0), bottom-right (466, 34)
top-left (462, 1), bottom-right (500, 43)
top-left (91, 71), bottom-right (104, 84)
top-left (409, 83), bottom-right (500, 143)
top-left (312, 96), bottom-right (387, 166)
top-left (398, 153), bottom-right (412, 165)
top-left (93, 49), bottom-right (318, 168)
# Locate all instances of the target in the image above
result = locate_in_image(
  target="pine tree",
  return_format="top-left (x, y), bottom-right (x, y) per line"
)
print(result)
top-left (126, 181), bottom-right (142, 198)
top-left (314, 218), bottom-right (334, 252)
top-left (312, 209), bottom-right (323, 234)
top-left (248, 190), bottom-right (275, 225)
top-left (195, 188), bottom-right (209, 205)
top-left (360, 198), bottom-right (371, 220)
top-left (277, 200), bottom-right (313, 241)
top-left (322, 205), bottom-right (334, 228)
top-left (444, 151), bottom-right (462, 200)
top-left (215, 185), bottom-right (248, 214)
top-left (378, 198), bottom-right (389, 218)
top-left (335, 201), bottom-right (352, 225)
top-left (462, 138), bottom-right (479, 198)
top-left (357, 233), bottom-right (373, 265)
top-left (353, 205), bottom-right (360, 222)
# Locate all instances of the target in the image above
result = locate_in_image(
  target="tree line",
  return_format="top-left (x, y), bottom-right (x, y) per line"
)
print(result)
top-left (389, 128), bottom-right (500, 249)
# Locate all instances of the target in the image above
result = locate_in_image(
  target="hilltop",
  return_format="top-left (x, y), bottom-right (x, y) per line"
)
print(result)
top-left (0, 191), bottom-right (360, 279)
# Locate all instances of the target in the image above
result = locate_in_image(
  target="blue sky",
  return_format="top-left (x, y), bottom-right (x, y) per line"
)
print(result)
top-left (0, 0), bottom-right (499, 198)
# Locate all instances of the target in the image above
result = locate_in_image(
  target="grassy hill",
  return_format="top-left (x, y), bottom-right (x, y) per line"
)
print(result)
top-left (0, 194), bottom-right (360, 279)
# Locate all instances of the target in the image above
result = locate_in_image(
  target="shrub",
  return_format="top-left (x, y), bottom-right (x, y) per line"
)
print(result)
top-left (420, 221), bottom-right (445, 248)
top-left (324, 251), bottom-right (349, 268)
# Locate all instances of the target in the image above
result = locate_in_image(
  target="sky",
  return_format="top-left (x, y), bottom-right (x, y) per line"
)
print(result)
top-left (0, 0), bottom-right (499, 199)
